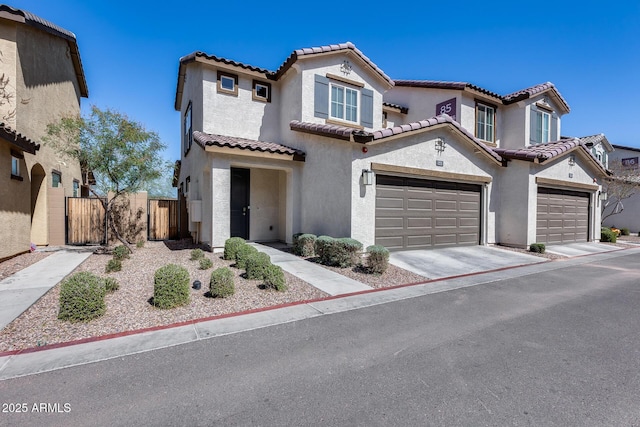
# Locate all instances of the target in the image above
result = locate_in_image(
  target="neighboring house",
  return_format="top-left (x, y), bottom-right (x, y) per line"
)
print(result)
top-left (0, 5), bottom-right (89, 260)
top-left (174, 42), bottom-right (609, 251)
top-left (602, 144), bottom-right (640, 232)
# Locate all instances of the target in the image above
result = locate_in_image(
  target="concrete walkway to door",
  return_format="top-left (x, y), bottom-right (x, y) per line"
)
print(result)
top-left (389, 245), bottom-right (544, 279)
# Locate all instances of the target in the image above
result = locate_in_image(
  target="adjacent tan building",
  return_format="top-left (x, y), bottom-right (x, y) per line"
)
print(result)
top-left (0, 5), bottom-right (89, 260)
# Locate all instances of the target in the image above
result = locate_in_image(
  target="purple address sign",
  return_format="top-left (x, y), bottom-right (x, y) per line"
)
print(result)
top-left (622, 157), bottom-right (639, 168)
top-left (436, 98), bottom-right (457, 121)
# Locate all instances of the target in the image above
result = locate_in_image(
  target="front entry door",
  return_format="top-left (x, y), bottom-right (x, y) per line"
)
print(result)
top-left (230, 168), bottom-right (250, 239)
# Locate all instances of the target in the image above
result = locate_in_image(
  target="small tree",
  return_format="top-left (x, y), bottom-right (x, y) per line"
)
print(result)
top-left (44, 106), bottom-right (170, 251)
top-left (601, 159), bottom-right (640, 224)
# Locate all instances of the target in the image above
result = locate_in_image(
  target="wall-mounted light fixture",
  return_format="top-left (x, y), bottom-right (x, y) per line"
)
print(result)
top-left (435, 137), bottom-right (446, 153)
top-left (362, 169), bottom-right (374, 185)
top-left (568, 155), bottom-right (576, 166)
top-left (599, 191), bottom-right (608, 201)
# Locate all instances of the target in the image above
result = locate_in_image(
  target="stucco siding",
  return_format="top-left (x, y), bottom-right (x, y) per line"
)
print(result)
top-left (0, 142), bottom-right (31, 259)
top-left (385, 87), bottom-right (461, 125)
top-left (603, 146), bottom-right (640, 232)
top-left (495, 161), bottom-right (531, 247)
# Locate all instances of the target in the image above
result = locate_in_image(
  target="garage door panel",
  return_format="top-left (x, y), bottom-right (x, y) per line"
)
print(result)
top-left (536, 187), bottom-right (589, 244)
top-left (375, 175), bottom-right (481, 251)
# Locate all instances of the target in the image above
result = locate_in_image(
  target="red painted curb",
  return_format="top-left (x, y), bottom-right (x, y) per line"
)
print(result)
top-left (1, 246), bottom-right (632, 358)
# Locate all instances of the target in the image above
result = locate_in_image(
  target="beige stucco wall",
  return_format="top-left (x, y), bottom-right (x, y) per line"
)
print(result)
top-left (0, 141), bottom-right (31, 259)
top-left (603, 146), bottom-right (640, 231)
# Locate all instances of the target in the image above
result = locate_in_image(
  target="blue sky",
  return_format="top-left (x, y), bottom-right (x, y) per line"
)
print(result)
top-left (12, 0), bottom-right (640, 163)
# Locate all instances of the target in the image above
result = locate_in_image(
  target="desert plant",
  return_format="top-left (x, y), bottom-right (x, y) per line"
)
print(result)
top-left (190, 248), bottom-right (205, 260)
top-left (293, 233), bottom-right (316, 257)
top-left (316, 237), bottom-right (362, 267)
top-left (136, 239), bottom-right (145, 248)
top-left (263, 264), bottom-right (286, 292)
top-left (601, 227), bottom-right (617, 243)
top-left (224, 237), bottom-right (246, 260)
top-left (58, 272), bottom-right (106, 322)
top-left (366, 245), bottom-right (390, 274)
top-left (113, 244), bottom-right (130, 261)
top-left (529, 243), bottom-right (546, 254)
top-left (245, 252), bottom-right (272, 280)
top-left (621, 227), bottom-right (630, 236)
top-left (209, 267), bottom-right (235, 298)
top-left (235, 244), bottom-right (259, 269)
top-left (199, 257), bottom-right (213, 270)
top-left (292, 233), bottom-right (304, 247)
top-left (610, 227), bottom-right (621, 236)
top-left (103, 277), bottom-right (119, 293)
top-left (153, 264), bottom-right (190, 309)
top-left (105, 258), bottom-right (122, 273)
top-left (338, 238), bottom-right (363, 266)
top-left (314, 235), bottom-right (334, 261)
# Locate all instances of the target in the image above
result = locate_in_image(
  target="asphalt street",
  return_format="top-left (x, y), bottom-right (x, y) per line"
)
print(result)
top-left (2, 252), bottom-right (640, 426)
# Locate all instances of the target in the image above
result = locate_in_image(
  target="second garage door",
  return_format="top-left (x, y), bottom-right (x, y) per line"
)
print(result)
top-left (536, 187), bottom-right (589, 244)
top-left (375, 175), bottom-right (481, 251)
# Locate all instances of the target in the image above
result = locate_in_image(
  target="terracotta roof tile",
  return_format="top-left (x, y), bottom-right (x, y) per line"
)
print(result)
top-left (502, 82), bottom-right (570, 113)
top-left (0, 123), bottom-right (40, 154)
top-left (179, 51), bottom-right (272, 76)
top-left (393, 80), bottom-right (502, 100)
top-left (383, 102), bottom-right (408, 114)
top-left (193, 131), bottom-right (305, 160)
top-left (289, 121), bottom-right (354, 141)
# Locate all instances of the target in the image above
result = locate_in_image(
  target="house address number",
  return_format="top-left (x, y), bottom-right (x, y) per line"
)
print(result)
top-left (436, 98), bottom-right (457, 121)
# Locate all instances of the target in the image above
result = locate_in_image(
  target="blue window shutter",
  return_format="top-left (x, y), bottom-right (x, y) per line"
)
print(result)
top-left (360, 88), bottom-right (374, 128)
top-left (551, 113), bottom-right (558, 141)
top-left (314, 75), bottom-right (329, 119)
top-left (530, 106), bottom-right (538, 144)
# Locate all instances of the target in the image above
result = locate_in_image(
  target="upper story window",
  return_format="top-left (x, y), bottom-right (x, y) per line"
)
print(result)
top-left (73, 180), bottom-right (80, 197)
top-left (475, 103), bottom-right (495, 143)
top-left (530, 104), bottom-right (557, 145)
top-left (217, 71), bottom-right (238, 96)
top-left (52, 170), bottom-right (62, 188)
top-left (184, 102), bottom-right (192, 155)
top-left (314, 74), bottom-right (374, 129)
top-left (535, 110), bottom-right (550, 144)
top-left (330, 83), bottom-right (359, 123)
top-left (11, 154), bottom-right (19, 176)
top-left (252, 80), bottom-right (271, 102)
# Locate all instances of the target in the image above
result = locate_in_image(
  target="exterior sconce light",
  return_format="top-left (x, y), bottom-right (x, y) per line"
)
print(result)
top-left (435, 137), bottom-right (446, 153)
top-left (568, 155), bottom-right (575, 166)
top-left (599, 191), bottom-right (608, 201)
top-left (362, 169), bottom-right (374, 185)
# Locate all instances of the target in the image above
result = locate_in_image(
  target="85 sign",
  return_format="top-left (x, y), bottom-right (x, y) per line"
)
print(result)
top-left (436, 98), bottom-right (457, 121)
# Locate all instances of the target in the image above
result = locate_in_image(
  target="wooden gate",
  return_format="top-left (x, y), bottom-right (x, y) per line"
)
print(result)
top-left (148, 199), bottom-right (179, 240)
top-left (67, 197), bottom-right (106, 245)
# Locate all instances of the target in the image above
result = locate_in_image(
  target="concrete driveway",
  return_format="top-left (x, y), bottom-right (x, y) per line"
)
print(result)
top-left (545, 242), bottom-right (621, 257)
top-left (389, 245), bottom-right (544, 279)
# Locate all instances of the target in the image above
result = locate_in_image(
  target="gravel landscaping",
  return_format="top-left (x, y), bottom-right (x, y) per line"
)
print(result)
top-left (0, 251), bottom-right (51, 281)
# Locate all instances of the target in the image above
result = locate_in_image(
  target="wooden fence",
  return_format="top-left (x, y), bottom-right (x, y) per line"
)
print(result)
top-left (67, 197), bottom-right (106, 245)
top-left (148, 199), bottom-right (179, 240)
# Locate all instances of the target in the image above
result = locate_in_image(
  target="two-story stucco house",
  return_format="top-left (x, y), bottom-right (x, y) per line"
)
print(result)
top-left (602, 143), bottom-right (640, 232)
top-left (174, 42), bottom-right (609, 252)
top-left (0, 5), bottom-right (89, 260)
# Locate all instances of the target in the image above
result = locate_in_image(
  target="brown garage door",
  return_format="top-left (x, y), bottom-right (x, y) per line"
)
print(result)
top-left (375, 175), bottom-right (481, 251)
top-left (536, 187), bottom-right (589, 244)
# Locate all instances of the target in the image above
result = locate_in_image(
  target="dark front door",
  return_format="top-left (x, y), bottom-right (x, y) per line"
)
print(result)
top-left (230, 168), bottom-right (250, 239)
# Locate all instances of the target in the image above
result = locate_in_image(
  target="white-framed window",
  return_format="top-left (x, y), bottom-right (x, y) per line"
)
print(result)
top-left (52, 171), bottom-right (62, 188)
top-left (476, 103), bottom-right (495, 142)
top-left (535, 110), bottom-right (550, 143)
top-left (330, 83), bottom-right (359, 123)
top-left (73, 180), bottom-right (80, 197)
top-left (252, 80), bottom-right (271, 102)
top-left (220, 75), bottom-right (234, 91)
top-left (217, 71), bottom-right (238, 96)
top-left (11, 155), bottom-right (19, 176)
top-left (184, 102), bottom-right (192, 154)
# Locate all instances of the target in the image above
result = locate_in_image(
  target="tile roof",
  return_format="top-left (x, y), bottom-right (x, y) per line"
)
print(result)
top-left (273, 42), bottom-right (394, 87)
top-left (291, 115), bottom-right (503, 163)
top-left (393, 80), bottom-right (502, 100)
top-left (0, 122), bottom-right (40, 154)
top-left (0, 5), bottom-right (88, 97)
top-left (575, 133), bottom-right (613, 151)
top-left (502, 82), bottom-right (569, 113)
top-left (179, 51), bottom-right (271, 77)
top-left (611, 143), bottom-right (640, 153)
top-left (383, 102), bottom-right (409, 114)
top-left (193, 131), bottom-right (305, 160)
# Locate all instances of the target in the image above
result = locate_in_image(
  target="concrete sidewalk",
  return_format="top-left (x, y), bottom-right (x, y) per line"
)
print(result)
top-left (252, 243), bottom-right (372, 296)
top-left (545, 242), bottom-right (623, 257)
top-left (1, 246), bottom-right (638, 381)
top-left (0, 250), bottom-right (92, 330)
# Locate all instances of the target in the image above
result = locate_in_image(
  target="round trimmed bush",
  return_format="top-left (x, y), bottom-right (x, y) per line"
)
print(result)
top-left (601, 227), bottom-right (617, 243)
top-left (314, 236), bottom-right (334, 261)
top-left (199, 257), bottom-right (213, 270)
top-left (245, 252), bottom-right (271, 280)
top-left (294, 234), bottom-right (317, 257)
top-left (190, 248), bottom-right (205, 260)
top-left (58, 272), bottom-right (106, 322)
top-left (235, 244), bottom-right (258, 269)
top-left (153, 264), bottom-right (190, 309)
top-left (113, 244), bottom-right (130, 261)
top-left (209, 267), bottom-right (235, 298)
top-left (529, 243), bottom-right (546, 254)
top-left (264, 264), bottom-right (286, 292)
top-left (366, 245), bottom-right (389, 274)
top-left (224, 237), bottom-right (246, 260)
top-left (105, 258), bottom-right (122, 273)
top-left (621, 227), bottom-right (630, 236)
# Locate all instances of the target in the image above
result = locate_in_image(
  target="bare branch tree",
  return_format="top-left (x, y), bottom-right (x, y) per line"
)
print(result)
top-left (601, 159), bottom-right (640, 223)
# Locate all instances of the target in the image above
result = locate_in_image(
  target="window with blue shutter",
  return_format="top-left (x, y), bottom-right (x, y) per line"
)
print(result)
top-left (314, 75), bottom-right (329, 119)
top-left (360, 88), bottom-right (374, 128)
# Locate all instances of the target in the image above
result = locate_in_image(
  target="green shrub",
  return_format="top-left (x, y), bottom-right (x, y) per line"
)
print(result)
top-left (113, 244), bottom-right (130, 261)
top-left (621, 228), bottom-right (630, 236)
top-left (103, 277), bottom-right (119, 293)
top-left (136, 239), bottom-right (145, 248)
top-left (105, 258), bottom-right (122, 273)
top-left (638, 231), bottom-right (640, 237)
top-left (338, 238), bottom-right (363, 266)
top-left (316, 237), bottom-right (362, 267)
top-left (293, 234), bottom-right (317, 257)
top-left (366, 245), bottom-right (390, 274)
top-left (235, 244), bottom-right (258, 269)
top-left (58, 272), bottom-right (106, 322)
top-left (264, 264), bottom-right (286, 292)
top-left (529, 243), bottom-right (546, 254)
top-left (292, 233), bottom-right (304, 247)
top-left (190, 248), bottom-right (205, 260)
top-left (209, 267), bottom-right (235, 298)
top-left (199, 257), bottom-right (213, 270)
top-left (245, 252), bottom-right (272, 280)
top-left (224, 237), bottom-right (246, 260)
top-left (601, 227), bottom-right (617, 243)
top-left (314, 235), bottom-right (334, 261)
top-left (153, 264), bottom-right (190, 309)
